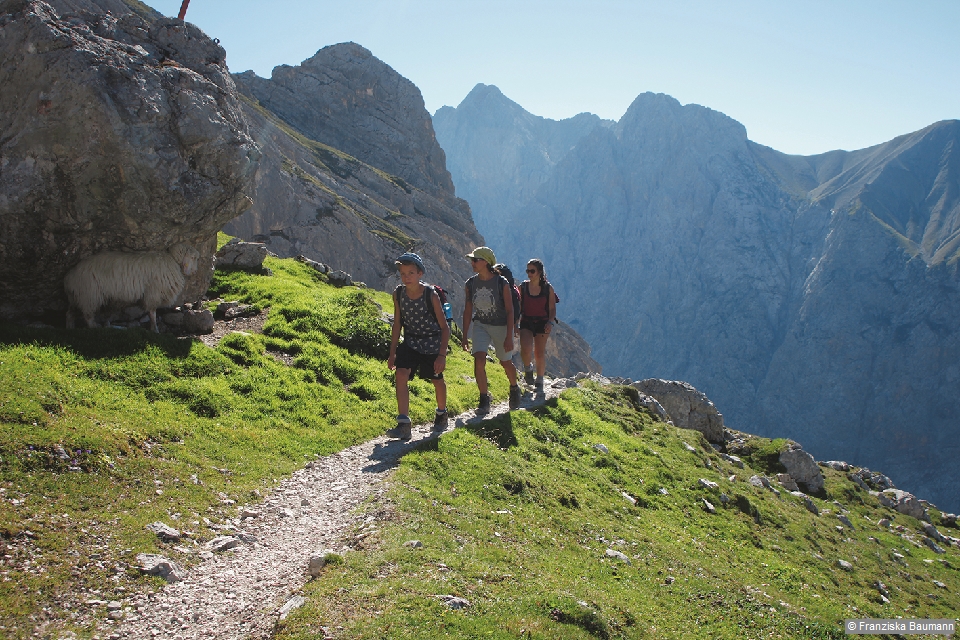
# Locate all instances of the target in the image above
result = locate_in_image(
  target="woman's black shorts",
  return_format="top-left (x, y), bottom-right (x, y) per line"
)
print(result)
top-left (520, 317), bottom-right (550, 336)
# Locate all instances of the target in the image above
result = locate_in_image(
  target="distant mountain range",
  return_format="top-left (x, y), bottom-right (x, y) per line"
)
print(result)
top-left (434, 84), bottom-right (960, 512)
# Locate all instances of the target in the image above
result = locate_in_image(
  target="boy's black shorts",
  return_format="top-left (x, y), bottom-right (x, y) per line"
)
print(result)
top-left (395, 342), bottom-right (444, 380)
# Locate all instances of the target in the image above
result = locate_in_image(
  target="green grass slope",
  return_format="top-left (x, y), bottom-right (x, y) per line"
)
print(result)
top-left (1, 251), bottom-right (957, 639)
top-left (279, 384), bottom-right (959, 639)
top-left (0, 250), bottom-right (502, 638)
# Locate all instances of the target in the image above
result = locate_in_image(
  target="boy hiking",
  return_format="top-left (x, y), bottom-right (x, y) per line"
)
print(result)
top-left (462, 247), bottom-right (521, 413)
top-left (386, 252), bottom-right (450, 440)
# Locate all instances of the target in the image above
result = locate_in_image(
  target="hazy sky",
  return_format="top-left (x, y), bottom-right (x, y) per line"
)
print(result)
top-left (150, 0), bottom-right (959, 156)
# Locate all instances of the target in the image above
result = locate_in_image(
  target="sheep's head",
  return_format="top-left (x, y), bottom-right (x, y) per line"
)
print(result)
top-left (168, 243), bottom-right (201, 276)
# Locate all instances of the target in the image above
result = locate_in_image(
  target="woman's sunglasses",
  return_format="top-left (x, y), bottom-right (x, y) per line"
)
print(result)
top-left (526, 268), bottom-right (538, 274)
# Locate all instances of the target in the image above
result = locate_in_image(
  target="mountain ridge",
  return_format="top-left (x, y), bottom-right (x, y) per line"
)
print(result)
top-left (434, 86), bottom-right (960, 512)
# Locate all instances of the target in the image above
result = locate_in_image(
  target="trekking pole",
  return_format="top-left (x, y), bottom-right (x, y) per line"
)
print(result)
top-left (177, 0), bottom-right (190, 20)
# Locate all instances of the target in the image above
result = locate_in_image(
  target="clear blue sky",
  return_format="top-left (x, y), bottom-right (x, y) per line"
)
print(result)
top-left (150, 0), bottom-right (959, 156)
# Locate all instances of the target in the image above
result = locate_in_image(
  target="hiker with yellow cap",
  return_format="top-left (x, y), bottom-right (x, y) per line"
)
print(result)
top-left (462, 246), bottom-right (521, 413)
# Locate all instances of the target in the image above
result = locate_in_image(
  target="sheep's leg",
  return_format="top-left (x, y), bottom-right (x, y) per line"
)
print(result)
top-left (65, 308), bottom-right (76, 329)
top-left (148, 309), bottom-right (159, 333)
top-left (83, 311), bottom-right (98, 329)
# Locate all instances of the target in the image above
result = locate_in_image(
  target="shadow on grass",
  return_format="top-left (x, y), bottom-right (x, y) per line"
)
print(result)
top-left (0, 322), bottom-right (194, 359)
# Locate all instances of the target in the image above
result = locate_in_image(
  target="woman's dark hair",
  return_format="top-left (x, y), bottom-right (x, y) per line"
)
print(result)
top-left (526, 259), bottom-right (549, 288)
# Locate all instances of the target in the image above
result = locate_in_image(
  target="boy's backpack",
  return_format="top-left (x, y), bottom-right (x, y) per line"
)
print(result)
top-left (494, 265), bottom-right (522, 324)
top-left (394, 283), bottom-right (451, 329)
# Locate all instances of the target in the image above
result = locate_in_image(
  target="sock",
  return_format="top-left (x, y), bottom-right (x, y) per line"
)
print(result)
top-left (397, 414), bottom-right (411, 423)
top-left (436, 408), bottom-right (447, 415)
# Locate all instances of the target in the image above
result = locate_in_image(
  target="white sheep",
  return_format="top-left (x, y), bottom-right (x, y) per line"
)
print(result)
top-left (64, 243), bottom-right (201, 332)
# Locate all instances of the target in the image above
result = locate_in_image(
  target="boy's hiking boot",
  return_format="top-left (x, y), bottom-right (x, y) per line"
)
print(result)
top-left (535, 376), bottom-right (544, 393)
top-left (524, 368), bottom-right (535, 386)
top-left (433, 409), bottom-right (448, 431)
top-left (386, 418), bottom-right (412, 440)
top-left (509, 385), bottom-right (521, 410)
top-left (477, 393), bottom-right (492, 414)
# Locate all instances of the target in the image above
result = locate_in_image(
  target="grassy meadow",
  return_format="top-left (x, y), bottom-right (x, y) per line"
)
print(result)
top-left (0, 247), bottom-right (957, 638)
top-left (0, 247), bottom-right (498, 638)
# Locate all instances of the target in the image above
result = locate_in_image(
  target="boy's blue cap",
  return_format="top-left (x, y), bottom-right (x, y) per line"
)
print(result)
top-left (396, 252), bottom-right (425, 272)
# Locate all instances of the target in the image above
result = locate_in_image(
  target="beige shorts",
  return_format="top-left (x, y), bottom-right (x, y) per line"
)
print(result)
top-left (470, 321), bottom-right (514, 361)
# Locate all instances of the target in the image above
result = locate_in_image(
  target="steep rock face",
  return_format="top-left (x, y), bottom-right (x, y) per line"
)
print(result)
top-left (223, 96), bottom-right (482, 313)
top-left (234, 43), bottom-right (455, 202)
top-left (436, 87), bottom-right (960, 511)
top-left (0, 0), bottom-right (259, 320)
top-left (227, 58), bottom-right (601, 375)
top-left (433, 83), bottom-right (610, 237)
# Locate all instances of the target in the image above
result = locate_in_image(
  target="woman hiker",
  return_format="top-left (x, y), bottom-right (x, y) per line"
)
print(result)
top-left (462, 247), bottom-right (522, 413)
top-left (519, 258), bottom-right (558, 393)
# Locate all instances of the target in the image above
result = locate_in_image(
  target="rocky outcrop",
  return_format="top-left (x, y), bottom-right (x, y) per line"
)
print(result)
top-left (436, 87), bottom-right (960, 512)
top-left (0, 0), bottom-right (259, 322)
top-left (779, 444), bottom-right (825, 494)
top-left (632, 379), bottom-right (724, 442)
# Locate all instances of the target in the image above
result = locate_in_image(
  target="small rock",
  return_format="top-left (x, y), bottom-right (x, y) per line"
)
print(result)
top-left (208, 536), bottom-right (241, 552)
top-left (923, 538), bottom-right (946, 554)
top-left (240, 508), bottom-right (261, 520)
top-left (683, 442), bottom-right (697, 453)
top-left (702, 499), bottom-right (716, 514)
top-left (106, 601), bottom-right (122, 611)
top-left (923, 522), bottom-right (946, 543)
top-left (932, 580), bottom-right (947, 589)
top-left (308, 550), bottom-right (338, 577)
top-left (145, 521), bottom-right (181, 542)
top-left (403, 540), bottom-right (423, 549)
top-left (604, 548), bottom-right (631, 564)
top-left (621, 491), bottom-right (636, 506)
top-left (837, 559), bottom-right (854, 571)
top-left (658, 487), bottom-right (669, 495)
top-left (300, 498), bottom-right (310, 506)
top-left (721, 453), bottom-right (744, 468)
top-left (719, 493), bottom-right (730, 504)
top-left (278, 508), bottom-right (295, 518)
top-left (878, 518), bottom-right (892, 527)
top-left (136, 554), bottom-right (183, 583)
top-left (838, 514), bottom-right (855, 530)
top-left (664, 576), bottom-right (675, 585)
top-left (277, 595), bottom-right (306, 621)
top-left (821, 460), bottom-right (851, 471)
top-left (698, 479), bottom-right (719, 490)
top-left (594, 444), bottom-right (609, 454)
top-left (439, 595), bottom-right (470, 610)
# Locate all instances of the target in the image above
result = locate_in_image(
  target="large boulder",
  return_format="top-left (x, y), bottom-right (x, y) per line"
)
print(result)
top-left (779, 443), bottom-right (825, 494)
top-left (0, 0), bottom-right (259, 322)
top-left (633, 379), bottom-right (725, 442)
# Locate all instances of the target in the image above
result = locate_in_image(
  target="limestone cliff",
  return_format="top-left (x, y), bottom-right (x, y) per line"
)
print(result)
top-left (435, 88), bottom-right (960, 511)
top-left (0, 0), bottom-right (259, 320)
top-left (225, 48), bottom-right (602, 376)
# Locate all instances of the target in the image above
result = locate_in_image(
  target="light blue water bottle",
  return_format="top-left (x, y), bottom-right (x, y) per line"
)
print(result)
top-left (442, 302), bottom-right (453, 324)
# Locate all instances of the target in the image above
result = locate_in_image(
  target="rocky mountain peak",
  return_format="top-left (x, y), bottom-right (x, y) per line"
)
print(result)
top-left (234, 42), bottom-right (456, 199)
top-left (616, 92), bottom-right (749, 153)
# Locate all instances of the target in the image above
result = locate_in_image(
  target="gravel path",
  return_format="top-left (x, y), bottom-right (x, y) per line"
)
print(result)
top-left (107, 380), bottom-right (567, 640)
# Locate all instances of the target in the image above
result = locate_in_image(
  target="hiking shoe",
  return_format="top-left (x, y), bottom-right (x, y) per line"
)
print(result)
top-left (385, 421), bottom-right (412, 440)
top-left (524, 368), bottom-right (535, 386)
top-left (509, 385), bottom-right (521, 410)
top-left (535, 377), bottom-right (544, 392)
top-left (477, 393), bottom-right (492, 414)
top-left (433, 410), bottom-right (449, 431)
